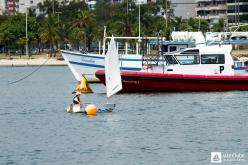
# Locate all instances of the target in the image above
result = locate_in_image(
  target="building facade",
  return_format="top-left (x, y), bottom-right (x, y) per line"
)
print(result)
top-left (196, 0), bottom-right (227, 24)
top-left (171, 0), bottom-right (196, 19)
top-left (196, 0), bottom-right (248, 25)
top-left (227, 0), bottom-right (248, 25)
top-left (18, 0), bottom-right (44, 14)
top-left (6, 0), bottom-right (17, 15)
top-left (0, 0), bottom-right (89, 15)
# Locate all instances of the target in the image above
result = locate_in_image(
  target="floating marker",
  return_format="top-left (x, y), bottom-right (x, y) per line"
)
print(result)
top-left (85, 104), bottom-right (97, 116)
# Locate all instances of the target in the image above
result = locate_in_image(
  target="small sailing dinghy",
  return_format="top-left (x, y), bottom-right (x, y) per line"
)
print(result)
top-left (66, 103), bottom-right (116, 113)
top-left (67, 36), bottom-right (122, 114)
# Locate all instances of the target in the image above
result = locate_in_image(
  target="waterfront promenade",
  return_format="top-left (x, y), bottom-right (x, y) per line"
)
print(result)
top-left (0, 54), bottom-right (66, 66)
top-left (1, 50), bottom-right (248, 67)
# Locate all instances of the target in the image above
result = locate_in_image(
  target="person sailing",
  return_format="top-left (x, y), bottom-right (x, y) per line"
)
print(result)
top-left (67, 92), bottom-right (82, 113)
top-left (73, 92), bottom-right (81, 105)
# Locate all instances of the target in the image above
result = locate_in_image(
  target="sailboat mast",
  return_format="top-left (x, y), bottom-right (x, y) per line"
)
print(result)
top-left (102, 26), bottom-right (107, 55)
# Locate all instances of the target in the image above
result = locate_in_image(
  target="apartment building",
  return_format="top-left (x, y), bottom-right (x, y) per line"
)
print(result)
top-left (0, 0), bottom-right (5, 14)
top-left (196, 0), bottom-right (227, 24)
top-left (227, 0), bottom-right (248, 25)
top-left (0, 0), bottom-right (89, 15)
top-left (5, 0), bottom-right (16, 15)
top-left (18, 0), bottom-right (44, 14)
top-left (172, 0), bottom-right (196, 19)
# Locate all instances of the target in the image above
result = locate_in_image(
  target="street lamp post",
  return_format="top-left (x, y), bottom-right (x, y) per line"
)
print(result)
top-left (136, 0), bottom-right (143, 54)
top-left (20, 2), bottom-right (32, 57)
top-left (25, 8), bottom-right (29, 57)
top-left (53, 0), bottom-right (55, 15)
top-left (138, 3), bottom-right (140, 39)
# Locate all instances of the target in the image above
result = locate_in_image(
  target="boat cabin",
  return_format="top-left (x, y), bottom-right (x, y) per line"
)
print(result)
top-left (159, 45), bottom-right (237, 75)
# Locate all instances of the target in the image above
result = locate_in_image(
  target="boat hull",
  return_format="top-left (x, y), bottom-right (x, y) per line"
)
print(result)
top-left (61, 50), bottom-right (142, 82)
top-left (95, 70), bottom-right (248, 92)
top-left (67, 103), bottom-right (116, 113)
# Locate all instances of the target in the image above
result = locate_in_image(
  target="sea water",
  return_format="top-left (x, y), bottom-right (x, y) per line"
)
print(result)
top-left (0, 67), bottom-right (247, 165)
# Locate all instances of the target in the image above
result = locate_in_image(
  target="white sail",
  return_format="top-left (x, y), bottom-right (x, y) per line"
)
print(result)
top-left (105, 36), bottom-right (123, 98)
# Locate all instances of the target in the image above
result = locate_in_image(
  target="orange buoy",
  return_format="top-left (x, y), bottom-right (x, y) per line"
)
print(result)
top-left (85, 104), bottom-right (97, 116)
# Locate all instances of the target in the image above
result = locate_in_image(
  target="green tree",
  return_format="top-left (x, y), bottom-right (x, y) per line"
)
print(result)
top-left (68, 27), bottom-right (85, 50)
top-left (71, 10), bottom-right (95, 50)
top-left (16, 37), bottom-right (26, 55)
top-left (212, 18), bottom-right (225, 32)
top-left (0, 29), bottom-right (14, 55)
top-left (39, 14), bottom-right (60, 57)
top-left (37, 0), bottom-right (60, 16)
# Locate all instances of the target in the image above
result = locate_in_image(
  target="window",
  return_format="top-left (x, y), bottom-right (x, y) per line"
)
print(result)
top-left (201, 54), bottom-right (225, 64)
top-left (169, 46), bottom-right (177, 52)
top-left (180, 49), bottom-right (199, 55)
top-left (175, 55), bottom-right (200, 65)
top-left (164, 55), bottom-right (178, 64)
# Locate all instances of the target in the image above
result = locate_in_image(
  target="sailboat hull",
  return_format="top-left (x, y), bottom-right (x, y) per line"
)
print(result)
top-left (67, 103), bottom-right (116, 113)
top-left (95, 70), bottom-right (248, 92)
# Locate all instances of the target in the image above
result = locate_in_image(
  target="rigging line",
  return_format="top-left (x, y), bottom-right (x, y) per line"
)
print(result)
top-left (8, 58), bottom-right (50, 85)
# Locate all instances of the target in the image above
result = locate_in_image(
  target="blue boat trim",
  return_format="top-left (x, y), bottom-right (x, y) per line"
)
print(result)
top-left (69, 61), bottom-right (141, 71)
top-left (234, 67), bottom-right (245, 70)
top-left (62, 51), bottom-right (104, 59)
top-left (62, 51), bottom-right (142, 61)
top-left (119, 58), bottom-right (142, 61)
top-left (69, 61), bottom-right (104, 68)
top-left (120, 67), bottom-right (141, 71)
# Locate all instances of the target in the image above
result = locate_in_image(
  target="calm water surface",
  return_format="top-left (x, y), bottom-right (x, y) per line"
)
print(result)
top-left (0, 67), bottom-right (247, 165)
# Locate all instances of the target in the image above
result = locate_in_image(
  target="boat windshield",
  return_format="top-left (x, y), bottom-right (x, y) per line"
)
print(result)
top-left (174, 55), bottom-right (200, 65)
top-left (164, 55), bottom-right (178, 64)
top-left (201, 54), bottom-right (225, 64)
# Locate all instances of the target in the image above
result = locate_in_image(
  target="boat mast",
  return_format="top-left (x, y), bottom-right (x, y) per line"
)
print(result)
top-left (102, 26), bottom-right (107, 55)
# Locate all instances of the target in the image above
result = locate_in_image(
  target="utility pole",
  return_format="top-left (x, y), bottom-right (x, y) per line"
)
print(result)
top-left (26, 8), bottom-right (28, 57)
top-left (53, 0), bottom-right (55, 15)
top-left (237, 0), bottom-right (240, 25)
top-left (165, 0), bottom-right (168, 29)
top-left (138, 3), bottom-right (140, 39)
top-left (234, 0), bottom-right (237, 26)
top-left (198, 15), bottom-right (201, 31)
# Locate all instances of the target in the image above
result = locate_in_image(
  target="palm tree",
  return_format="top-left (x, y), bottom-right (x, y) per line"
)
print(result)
top-left (212, 18), bottom-right (225, 32)
top-left (68, 27), bottom-right (85, 50)
top-left (72, 10), bottom-right (95, 28)
top-left (0, 30), bottom-right (14, 56)
top-left (17, 37), bottom-right (26, 56)
top-left (71, 10), bottom-right (95, 50)
top-left (173, 16), bottom-right (182, 31)
top-left (39, 14), bottom-right (60, 57)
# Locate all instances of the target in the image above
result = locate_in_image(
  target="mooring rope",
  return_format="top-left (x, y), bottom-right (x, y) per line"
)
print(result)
top-left (8, 58), bottom-right (50, 85)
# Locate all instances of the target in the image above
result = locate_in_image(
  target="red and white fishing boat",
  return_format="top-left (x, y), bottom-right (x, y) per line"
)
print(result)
top-left (96, 44), bottom-right (248, 92)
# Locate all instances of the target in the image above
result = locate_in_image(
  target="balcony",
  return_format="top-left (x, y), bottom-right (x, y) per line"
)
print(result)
top-left (228, 12), bottom-right (248, 16)
top-left (208, 5), bottom-right (227, 10)
top-left (196, 5), bottom-right (227, 12)
top-left (196, 6), bottom-right (210, 12)
top-left (199, 13), bottom-right (227, 19)
top-left (227, 2), bottom-right (248, 6)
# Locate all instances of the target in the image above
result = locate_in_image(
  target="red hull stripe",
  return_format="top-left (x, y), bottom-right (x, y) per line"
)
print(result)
top-left (95, 70), bottom-right (248, 92)
top-left (96, 70), bottom-right (248, 80)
